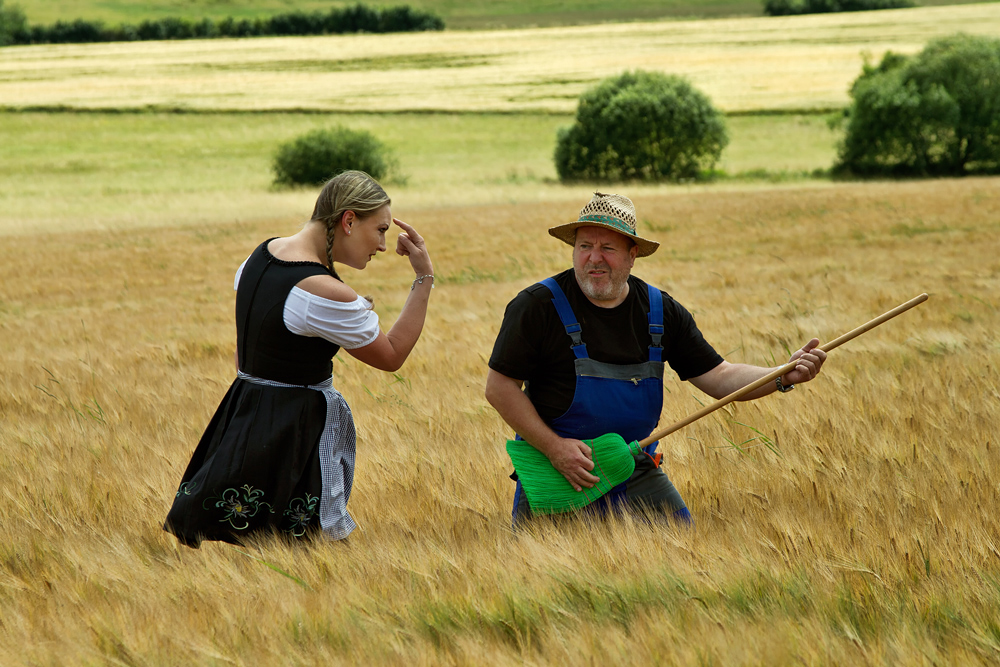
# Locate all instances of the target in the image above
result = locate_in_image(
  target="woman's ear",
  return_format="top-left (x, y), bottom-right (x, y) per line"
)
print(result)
top-left (341, 210), bottom-right (356, 235)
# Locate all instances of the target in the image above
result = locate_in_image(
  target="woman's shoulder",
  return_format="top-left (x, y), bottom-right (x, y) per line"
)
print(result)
top-left (259, 236), bottom-right (352, 301)
top-left (295, 274), bottom-right (358, 303)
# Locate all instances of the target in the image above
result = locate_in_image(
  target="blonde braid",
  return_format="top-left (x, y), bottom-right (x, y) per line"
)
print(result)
top-left (325, 220), bottom-right (337, 276)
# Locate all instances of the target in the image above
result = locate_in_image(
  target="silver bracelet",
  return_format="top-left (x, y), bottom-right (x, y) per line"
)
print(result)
top-left (411, 274), bottom-right (434, 290)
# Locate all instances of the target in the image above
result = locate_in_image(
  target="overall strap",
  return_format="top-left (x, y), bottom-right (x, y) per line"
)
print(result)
top-left (540, 277), bottom-right (588, 359)
top-left (647, 283), bottom-right (664, 362)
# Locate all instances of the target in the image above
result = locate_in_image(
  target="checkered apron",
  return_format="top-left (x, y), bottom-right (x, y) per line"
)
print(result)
top-left (237, 370), bottom-right (357, 540)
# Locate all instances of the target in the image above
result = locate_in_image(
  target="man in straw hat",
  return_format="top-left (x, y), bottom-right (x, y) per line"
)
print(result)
top-left (485, 192), bottom-right (826, 525)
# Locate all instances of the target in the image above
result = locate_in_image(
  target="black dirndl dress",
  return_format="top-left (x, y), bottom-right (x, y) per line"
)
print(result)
top-left (164, 240), bottom-right (358, 548)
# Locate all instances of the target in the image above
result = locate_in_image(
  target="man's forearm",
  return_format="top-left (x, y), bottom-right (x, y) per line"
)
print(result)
top-left (690, 339), bottom-right (826, 401)
top-left (714, 363), bottom-right (779, 400)
top-left (485, 369), bottom-right (600, 490)
top-left (690, 361), bottom-right (779, 401)
top-left (484, 371), bottom-right (563, 455)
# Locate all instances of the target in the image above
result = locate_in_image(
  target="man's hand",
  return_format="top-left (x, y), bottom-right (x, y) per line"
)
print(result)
top-left (485, 369), bottom-right (601, 492)
top-left (547, 438), bottom-right (600, 492)
top-left (782, 338), bottom-right (827, 385)
top-left (689, 337), bottom-right (828, 401)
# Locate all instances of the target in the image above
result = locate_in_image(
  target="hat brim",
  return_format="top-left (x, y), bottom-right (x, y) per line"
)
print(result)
top-left (548, 221), bottom-right (659, 257)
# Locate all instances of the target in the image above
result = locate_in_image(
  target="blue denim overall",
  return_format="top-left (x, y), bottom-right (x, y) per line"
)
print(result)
top-left (511, 277), bottom-right (667, 522)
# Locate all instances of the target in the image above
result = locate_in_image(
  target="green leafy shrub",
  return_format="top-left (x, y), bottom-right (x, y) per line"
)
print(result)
top-left (0, 0), bottom-right (28, 46)
top-left (763, 0), bottom-right (913, 16)
top-left (377, 5), bottom-right (444, 32)
top-left (555, 70), bottom-right (728, 182)
top-left (134, 17), bottom-right (217, 40)
top-left (2, 3), bottom-right (443, 46)
top-left (835, 34), bottom-right (1000, 177)
top-left (34, 19), bottom-right (110, 43)
top-left (272, 127), bottom-right (396, 187)
top-left (215, 17), bottom-right (266, 38)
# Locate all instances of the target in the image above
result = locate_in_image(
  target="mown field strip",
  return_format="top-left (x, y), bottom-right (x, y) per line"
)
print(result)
top-left (3, 4), bottom-right (999, 113)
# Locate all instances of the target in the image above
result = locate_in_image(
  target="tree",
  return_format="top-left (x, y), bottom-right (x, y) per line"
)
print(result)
top-left (836, 34), bottom-right (1000, 177)
top-left (555, 71), bottom-right (728, 182)
top-left (0, 0), bottom-right (28, 46)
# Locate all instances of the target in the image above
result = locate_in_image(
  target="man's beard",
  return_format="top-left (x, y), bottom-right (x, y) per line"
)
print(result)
top-left (575, 262), bottom-right (630, 303)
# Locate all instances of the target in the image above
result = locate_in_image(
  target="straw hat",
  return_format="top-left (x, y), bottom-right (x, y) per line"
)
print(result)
top-left (548, 192), bottom-right (660, 257)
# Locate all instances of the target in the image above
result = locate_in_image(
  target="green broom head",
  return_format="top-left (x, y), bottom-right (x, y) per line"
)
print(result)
top-left (506, 433), bottom-right (643, 515)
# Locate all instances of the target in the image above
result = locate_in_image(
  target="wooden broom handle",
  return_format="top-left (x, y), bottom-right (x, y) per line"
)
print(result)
top-left (636, 293), bottom-right (928, 448)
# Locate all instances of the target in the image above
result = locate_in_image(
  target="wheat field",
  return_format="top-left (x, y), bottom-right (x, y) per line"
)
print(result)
top-left (2, 175), bottom-right (999, 664)
top-left (3, 3), bottom-right (1000, 114)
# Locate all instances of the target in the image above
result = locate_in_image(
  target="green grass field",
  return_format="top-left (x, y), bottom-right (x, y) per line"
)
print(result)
top-left (0, 111), bottom-right (839, 236)
top-left (11, 0), bottom-right (994, 28)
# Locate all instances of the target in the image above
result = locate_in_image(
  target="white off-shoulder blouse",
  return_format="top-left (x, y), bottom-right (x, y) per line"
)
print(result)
top-left (235, 258), bottom-right (380, 350)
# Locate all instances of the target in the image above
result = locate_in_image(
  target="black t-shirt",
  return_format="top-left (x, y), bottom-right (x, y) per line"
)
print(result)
top-left (489, 269), bottom-right (724, 423)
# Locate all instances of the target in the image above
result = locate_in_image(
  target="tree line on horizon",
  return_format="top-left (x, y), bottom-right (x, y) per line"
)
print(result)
top-left (0, 0), bottom-right (936, 47)
top-left (0, 1), bottom-right (443, 47)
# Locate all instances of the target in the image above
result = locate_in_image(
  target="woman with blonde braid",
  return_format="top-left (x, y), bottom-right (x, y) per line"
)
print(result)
top-left (164, 170), bottom-right (433, 547)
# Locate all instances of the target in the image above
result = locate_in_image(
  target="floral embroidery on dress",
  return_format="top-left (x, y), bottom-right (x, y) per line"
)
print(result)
top-left (283, 494), bottom-right (319, 537)
top-left (203, 484), bottom-right (274, 530)
top-left (176, 481), bottom-right (197, 497)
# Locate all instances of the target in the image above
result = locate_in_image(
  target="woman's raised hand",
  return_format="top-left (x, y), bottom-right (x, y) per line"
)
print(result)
top-left (347, 217), bottom-right (432, 371)
top-left (393, 218), bottom-right (433, 277)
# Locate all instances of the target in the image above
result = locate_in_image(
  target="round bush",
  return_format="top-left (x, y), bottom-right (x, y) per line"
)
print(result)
top-left (555, 70), bottom-right (728, 182)
top-left (763, 0), bottom-right (913, 17)
top-left (836, 34), bottom-right (1000, 177)
top-left (272, 126), bottom-right (394, 187)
